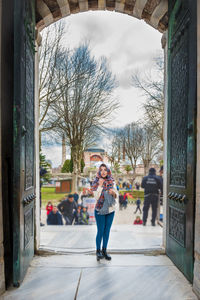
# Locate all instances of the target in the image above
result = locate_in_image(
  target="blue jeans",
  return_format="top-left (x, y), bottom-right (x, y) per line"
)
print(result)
top-left (95, 210), bottom-right (115, 250)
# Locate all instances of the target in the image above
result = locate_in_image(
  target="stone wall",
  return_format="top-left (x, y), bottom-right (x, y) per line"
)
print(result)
top-left (193, 1), bottom-right (200, 298)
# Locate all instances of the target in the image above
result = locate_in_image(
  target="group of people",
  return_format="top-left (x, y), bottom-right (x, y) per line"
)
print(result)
top-left (45, 163), bottom-right (162, 262)
top-left (116, 181), bottom-right (140, 191)
top-left (46, 193), bottom-right (89, 226)
top-left (91, 164), bottom-right (163, 261)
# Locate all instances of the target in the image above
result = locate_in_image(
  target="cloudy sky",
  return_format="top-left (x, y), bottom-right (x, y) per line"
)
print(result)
top-left (42, 11), bottom-right (162, 167)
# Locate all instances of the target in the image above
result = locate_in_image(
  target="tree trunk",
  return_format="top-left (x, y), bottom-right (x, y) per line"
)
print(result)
top-left (61, 134), bottom-right (66, 167)
top-left (39, 130), bottom-right (42, 152)
top-left (71, 147), bottom-right (78, 193)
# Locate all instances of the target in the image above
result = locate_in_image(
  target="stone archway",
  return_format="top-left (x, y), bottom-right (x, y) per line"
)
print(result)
top-left (34, 0), bottom-right (197, 289)
top-left (36, 0), bottom-right (168, 265)
top-left (0, 0), bottom-right (199, 298)
top-left (34, 0), bottom-right (169, 262)
top-left (36, 0), bottom-right (168, 33)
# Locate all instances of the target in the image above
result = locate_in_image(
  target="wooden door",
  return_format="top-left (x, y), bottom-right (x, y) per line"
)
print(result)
top-left (13, 0), bottom-right (35, 287)
top-left (167, 0), bottom-right (197, 283)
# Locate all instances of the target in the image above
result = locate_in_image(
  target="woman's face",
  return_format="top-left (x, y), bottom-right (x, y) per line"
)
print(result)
top-left (100, 166), bottom-right (108, 178)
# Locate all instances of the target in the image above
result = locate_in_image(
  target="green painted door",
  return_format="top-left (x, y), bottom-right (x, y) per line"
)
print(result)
top-left (13, 0), bottom-right (35, 287)
top-left (167, 0), bottom-right (197, 283)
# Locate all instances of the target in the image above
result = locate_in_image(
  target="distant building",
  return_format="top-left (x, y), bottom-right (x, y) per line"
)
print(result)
top-left (84, 148), bottom-right (109, 168)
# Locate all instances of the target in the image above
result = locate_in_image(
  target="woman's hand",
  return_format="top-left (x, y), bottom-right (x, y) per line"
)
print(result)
top-left (87, 189), bottom-right (93, 196)
top-left (99, 178), bottom-right (105, 187)
top-left (109, 189), bottom-right (116, 197)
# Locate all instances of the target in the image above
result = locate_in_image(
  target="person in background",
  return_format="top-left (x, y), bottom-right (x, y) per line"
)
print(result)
top-left (74, 204), bottom-right (83, 225)
top-left (57, 194), bottom-right (77, 225)
top-left (81, 205), bottom-right (90, 225)
top-left (46, 201), bottom-right (53, 216)
top-left (73, 192), bottom-right (79, 204)
top-left (47, 206), bottom-right (63, 225)
top-left (134, 216), bottom-right (143, 225)
top-left (75, 204), bottom-right (89, 225)
top-left (135, 182), bottom-right (140, 190)
top-left (141, 168), bottom-right (162, 226)
top-left (123, 192), bottom-right (128, 209)
top-left (119, 193), bottom-right (124, 210)
top-left (80, 188), bottom-right (90, 204)
top-left (134, 198), bottom-right (142, 214)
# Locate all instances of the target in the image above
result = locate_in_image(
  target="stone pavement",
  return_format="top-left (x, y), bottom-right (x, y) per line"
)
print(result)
top-left (2, 254), bottom-right (197, 300)
top-left (40, 224), bottom-right (163, 254)
top-left (40, 203), bottom-right (163, 254)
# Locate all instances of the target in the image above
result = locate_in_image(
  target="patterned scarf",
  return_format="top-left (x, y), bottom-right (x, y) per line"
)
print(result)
top-left (91, 164), bottom-right (114, 210)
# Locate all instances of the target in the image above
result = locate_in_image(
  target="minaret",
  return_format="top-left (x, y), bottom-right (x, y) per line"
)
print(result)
top-left (62, 134), bottom-right (66, 166)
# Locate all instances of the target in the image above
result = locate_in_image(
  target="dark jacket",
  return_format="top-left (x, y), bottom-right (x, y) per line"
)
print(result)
top-left (141, 172), bottom-right (162, 195)
top-left (119, 195), bottom-right (124, 204)
top-left (74, 193), bottom-right (79, 203)
top-left (47, 211), bottom-right (63, 225)
top-left (57, 199), bottom-right (77, 218)
top-left (136, 199), bottom-right (141, 206)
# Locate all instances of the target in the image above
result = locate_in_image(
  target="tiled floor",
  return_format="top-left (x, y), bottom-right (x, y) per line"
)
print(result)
top-left (2, 254), bottom-right (197, 300)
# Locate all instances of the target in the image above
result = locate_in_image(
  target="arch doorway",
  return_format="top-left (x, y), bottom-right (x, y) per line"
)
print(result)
top-left (0, 0), bottom-right (199, 297)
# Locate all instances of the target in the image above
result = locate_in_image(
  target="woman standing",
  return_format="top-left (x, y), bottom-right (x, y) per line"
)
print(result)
top-left (90, 164), bottom-right (118, 261)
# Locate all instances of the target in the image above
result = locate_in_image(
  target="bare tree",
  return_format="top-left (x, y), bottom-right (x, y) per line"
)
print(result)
top-left (121, 122), bottom-right (143, 175)
top-left (140, 125), bottom-right (161, 175)
top-left (106, 129), bottom-right (122, 168)
top-left (131, 54), bottom-right (164, 144)
top-left (49, 44), bottom-right (119, 191)
top-left (39, 21), bottom-right (66, 148)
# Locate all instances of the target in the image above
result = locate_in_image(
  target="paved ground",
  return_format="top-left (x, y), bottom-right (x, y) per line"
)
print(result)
top-left (40, 204), bottom-right (163, 253)
top-left (3, 205), bottom-right (196, 300)
top-left (2, 254), bottom-right (197, 300)
top-left (41, 203), bottom-right (163, 226)
top-left (40, 224), bottom-right (162, 253)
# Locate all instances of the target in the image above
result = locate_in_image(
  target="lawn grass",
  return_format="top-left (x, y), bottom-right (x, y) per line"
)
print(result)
top-left (41, 187), bottom-right (145, 207)
top-left (41, 187), bottom-right (67, 208)
top-left (119, 189), bottom-right (144, 203)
